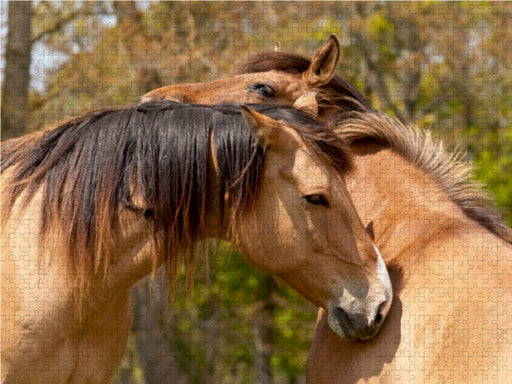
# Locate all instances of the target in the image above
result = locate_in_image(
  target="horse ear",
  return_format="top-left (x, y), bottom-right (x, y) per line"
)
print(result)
top-left (293, 91), bottom-right (319, 115)
top-left (306, 34), bottom-right (340, 87)
top-left (241, 106), bottom-right (286, 148)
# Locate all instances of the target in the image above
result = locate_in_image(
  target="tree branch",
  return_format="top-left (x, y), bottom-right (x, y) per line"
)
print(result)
top-left (31, 10), bottom-right (84, 45)
top-left (353, 31), bottom-right (406, 122)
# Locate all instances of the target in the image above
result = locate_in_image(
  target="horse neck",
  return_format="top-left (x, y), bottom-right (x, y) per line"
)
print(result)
top-left (109, 163), bottom-right (227, 292)
top-left (102, 211), bottom-right (162, 291)
top-left (109, 199), bottom-right (225, 293)
top-left (1, 138), bottom-right (227, 309)
top-left (346, 141), bottom-right (468, 268)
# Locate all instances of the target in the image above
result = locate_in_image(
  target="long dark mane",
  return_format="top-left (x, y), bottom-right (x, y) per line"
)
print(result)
top-left (1, 101), bottom-right (353, 292)
top-left (238, 51), bottom-right (375, 116)
top-left (334, 110), bottom-right (512, 244)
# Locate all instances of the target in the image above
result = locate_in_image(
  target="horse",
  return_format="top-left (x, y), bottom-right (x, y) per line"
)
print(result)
top-left (137, 34), bottom-right (373, 119)
top-left (306, 110), bottom-right (512, 383)
top-left (1, 101), bottom-right (392, 383)
top-left (138, 36), bottom-right (512, 382)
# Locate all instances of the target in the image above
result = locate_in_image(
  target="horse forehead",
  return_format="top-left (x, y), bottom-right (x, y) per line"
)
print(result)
top-left (278, 129), bottom-right (331, 185)
top-left (291, 148), bottom-right (331, 190)
top-left (266, 129), bottom-right (328, 188)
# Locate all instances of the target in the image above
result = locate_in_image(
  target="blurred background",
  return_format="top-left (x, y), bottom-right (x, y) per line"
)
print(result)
top-left (1, 2), bottom-right (511, 383)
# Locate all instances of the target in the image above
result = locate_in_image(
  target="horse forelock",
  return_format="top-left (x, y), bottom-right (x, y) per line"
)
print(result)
top-left (334, 110), bottom-right (512, 244)
top-left (258, 105), bottom-right (354, 174)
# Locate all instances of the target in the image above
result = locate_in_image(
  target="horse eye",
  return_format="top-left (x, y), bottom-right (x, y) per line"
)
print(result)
top-left (304, 194), bottom-right (329, 207)
top-left (248, 83), bottom-right (275, 98)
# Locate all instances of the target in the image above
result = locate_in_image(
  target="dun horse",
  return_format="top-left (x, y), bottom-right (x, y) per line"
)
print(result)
top-left (307, 111), bottom-right (512, 383)
top-left (140, 36), bottom-right (512, 382)
top-left (1, 101), bottom-right (392, 382)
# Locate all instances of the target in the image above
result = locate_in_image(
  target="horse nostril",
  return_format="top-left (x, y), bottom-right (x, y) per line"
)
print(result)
top-left (373, 300), bottom-right (389, 330)
top-left (374, 311), bottom-right (383, 327)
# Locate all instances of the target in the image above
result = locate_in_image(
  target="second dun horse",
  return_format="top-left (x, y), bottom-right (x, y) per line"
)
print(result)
top-left (1, 102), bottom-right (392, 382)
top-left (307, 111), bottom-right (512, 383)
top-left (140, 35), bottom-right (512, 382)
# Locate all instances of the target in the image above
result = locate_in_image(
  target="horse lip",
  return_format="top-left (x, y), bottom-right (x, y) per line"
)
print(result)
top-left (327, 304), bottom-right (359, 341)
top-left (327, 302), bottom-right (386, 341)
top-left (356, 326), bottom-right (380, 341)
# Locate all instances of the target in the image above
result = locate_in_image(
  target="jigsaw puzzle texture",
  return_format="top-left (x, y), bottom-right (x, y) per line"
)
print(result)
top-left (1, 2), bottom-right (511, 383)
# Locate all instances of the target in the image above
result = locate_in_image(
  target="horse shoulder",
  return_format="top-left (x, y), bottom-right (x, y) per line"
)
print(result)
top-left (307, 224), bottom-right (512, 384)
top-left (1, 189), bottom-right (75, 381)
top-left (1, 187), bottom-right (133, 382)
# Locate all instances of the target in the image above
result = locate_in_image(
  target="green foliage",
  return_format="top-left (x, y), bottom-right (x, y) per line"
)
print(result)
top-left (166, 243), bottom-right (316, 383)
top-left (472, 126), bottom-right (512, 227)
top-left (368, 13), bottom-right (394, 39)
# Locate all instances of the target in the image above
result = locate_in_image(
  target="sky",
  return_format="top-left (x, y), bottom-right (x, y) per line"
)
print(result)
top-left (0, 0), bottom-right (125, 92)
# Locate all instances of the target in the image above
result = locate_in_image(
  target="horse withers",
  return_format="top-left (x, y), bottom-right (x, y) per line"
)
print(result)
top-left (1, 102), bottom-right (391, 382)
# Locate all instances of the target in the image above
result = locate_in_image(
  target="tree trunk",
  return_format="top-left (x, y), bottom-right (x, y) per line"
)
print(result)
top-left (252, 277), bottom-right (276, 384)
top-left (2, 1), bottom-right (32, 139)
top-left (131, 273), bottom-right (189, 384)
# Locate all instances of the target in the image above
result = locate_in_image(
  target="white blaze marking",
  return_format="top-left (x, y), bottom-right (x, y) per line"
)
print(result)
top-left (374, 242), bottom-right (393, 316)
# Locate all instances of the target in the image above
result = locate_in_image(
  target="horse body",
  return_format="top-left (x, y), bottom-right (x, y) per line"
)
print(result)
top-left (307, 117), bottom-right (512, 383)
top-left (9, 32), bottom-right (509, 381)
top-left (1, 102), bottom-right (391, 382)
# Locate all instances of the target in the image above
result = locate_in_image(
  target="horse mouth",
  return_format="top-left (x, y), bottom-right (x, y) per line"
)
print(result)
top-left (327, 304), bottom-right (385, 341)
top-left (327, 306), bottom-right (359, 341)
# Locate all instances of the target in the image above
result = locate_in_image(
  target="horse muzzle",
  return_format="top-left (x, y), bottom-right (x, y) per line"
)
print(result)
top-left (327, 297), bottom-right (390, 341)
top-left (326, 243), bottom-right (393, 340)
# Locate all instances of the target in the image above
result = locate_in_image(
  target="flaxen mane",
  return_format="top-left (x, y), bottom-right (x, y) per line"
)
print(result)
top-left (1, 101), bottom-right (353, 290)
top-left (239, 51), bottom-right (375, 115)
top-left (333, 110), bottom-right (512, 244)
